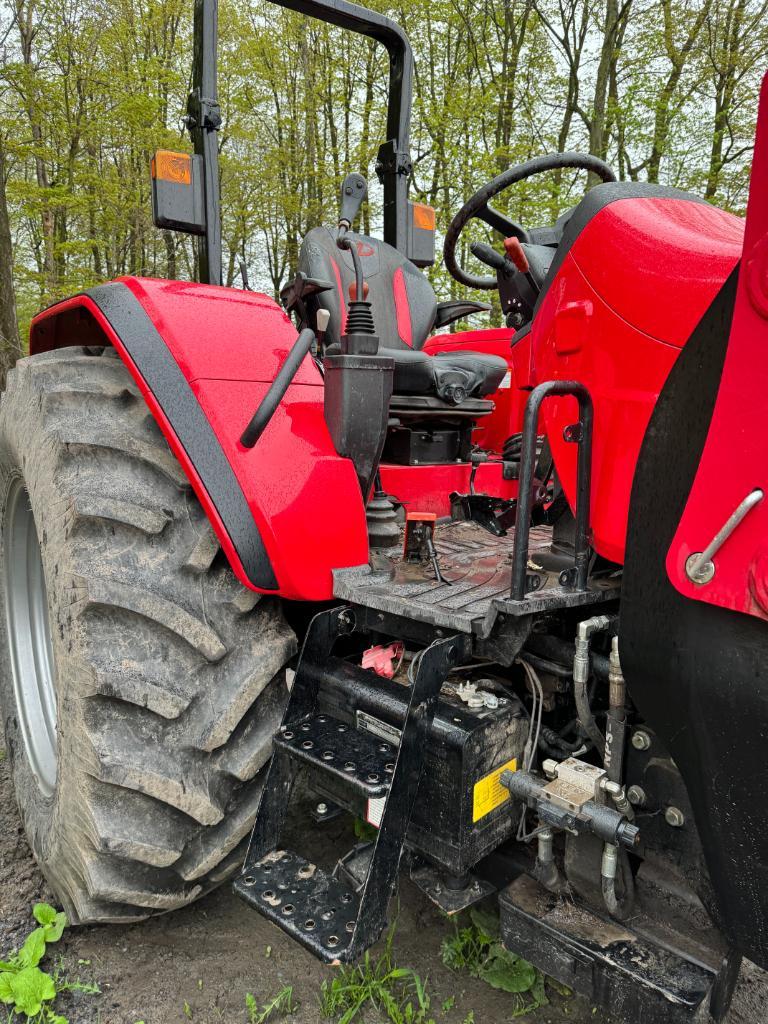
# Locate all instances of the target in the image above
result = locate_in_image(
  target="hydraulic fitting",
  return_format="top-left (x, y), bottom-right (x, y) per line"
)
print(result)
top-left (501, 762), bottom-right (640, 850)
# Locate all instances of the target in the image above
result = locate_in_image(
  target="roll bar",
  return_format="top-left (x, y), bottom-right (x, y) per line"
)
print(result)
top-left (188, 0), bottom-right (415, 285)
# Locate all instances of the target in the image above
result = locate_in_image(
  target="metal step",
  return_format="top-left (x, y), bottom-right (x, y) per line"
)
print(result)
top-left (234, 850), bottom-right (360, 962)
top-left (274, 713), bottom-right (395, 798)
top-left (234, 605), bottom-right (466, 964)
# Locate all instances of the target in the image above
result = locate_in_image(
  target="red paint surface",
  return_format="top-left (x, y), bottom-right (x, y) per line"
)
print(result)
top-left (530, 198), bottom-right (743, 563)
top-left (379, 461), bottom-right (517, 517)
top-left (392, 266), bottom-right (413, 347)
top-left (667, 71), bottom-right (768, 619)
top-left (30, 277), bottom-right (368, 600)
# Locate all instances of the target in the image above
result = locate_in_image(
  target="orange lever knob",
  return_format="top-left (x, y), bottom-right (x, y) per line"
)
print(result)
top-left (504, 237), bottom-right (530, 274)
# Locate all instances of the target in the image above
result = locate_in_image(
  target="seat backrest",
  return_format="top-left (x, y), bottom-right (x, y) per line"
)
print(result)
top-left (298, 226), bottom-right (437, 350)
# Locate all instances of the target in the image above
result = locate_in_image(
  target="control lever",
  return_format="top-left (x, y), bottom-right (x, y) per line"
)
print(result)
top-left (240, 328), bottom-right (316, 449)
top-left (338, 172), bottom-right (368, 237)
top-left (470, 241), bottom-right (510, 273)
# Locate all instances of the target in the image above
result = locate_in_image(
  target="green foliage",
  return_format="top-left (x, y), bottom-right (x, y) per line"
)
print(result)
top-left (320, 928), bottom-right (435, 1024)
top-left (245, 985), bottom-right (296, 1023)
top-left (440, 906), bottom-right (557, 1017)
top-left (0, 0), bottom-right (764, 353)
top-left (353, 817), bottom-right (378, 842)
top-left (0, 903), bottom-right (98, 1023)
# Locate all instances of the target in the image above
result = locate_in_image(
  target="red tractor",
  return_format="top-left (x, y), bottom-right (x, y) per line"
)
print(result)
top-left (1, 0), bottom-right (765, 1020)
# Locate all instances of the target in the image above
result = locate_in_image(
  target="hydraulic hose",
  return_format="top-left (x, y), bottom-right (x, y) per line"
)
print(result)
top-left (601, 842), bottom-right (635, 921)
top-left (572, 614), bottom-right (615, 758)
top-left (338, 234), bottom-right (365, 302)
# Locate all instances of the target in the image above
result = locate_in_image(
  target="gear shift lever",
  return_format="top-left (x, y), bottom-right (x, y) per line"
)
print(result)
top-left (337, 173), bottom-right (367, 237)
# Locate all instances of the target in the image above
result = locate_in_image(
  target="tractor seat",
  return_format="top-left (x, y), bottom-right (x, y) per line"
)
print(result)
top-left (384, 347), bottom-right (507, 405)
top-left (297, 226), bottom-right (507, 402)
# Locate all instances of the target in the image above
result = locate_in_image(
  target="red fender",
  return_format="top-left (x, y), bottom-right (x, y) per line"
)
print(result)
top-left (30, 276), bottom-right (369, 600)
top-left (667, 71), bottom-right (768, 620)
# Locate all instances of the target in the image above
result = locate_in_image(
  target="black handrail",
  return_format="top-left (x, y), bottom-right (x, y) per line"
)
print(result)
top-left (240, 328), bottom-right (316, 448)
top-left (510, 381), bottom-right (594, 600)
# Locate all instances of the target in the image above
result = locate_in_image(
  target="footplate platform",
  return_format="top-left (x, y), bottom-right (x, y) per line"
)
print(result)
top-left (234, 851), bottom-right (359, 962)
top-left (334, 521), bottom-right (619, 640)
top-left (500, 875), bottom-right (720, 1024)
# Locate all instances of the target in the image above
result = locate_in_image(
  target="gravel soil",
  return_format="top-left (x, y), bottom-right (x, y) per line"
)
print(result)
top-left (1, 752), bottom-right (766, 1024)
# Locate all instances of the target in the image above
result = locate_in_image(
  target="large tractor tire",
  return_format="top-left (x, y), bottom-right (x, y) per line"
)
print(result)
top-left (0, 346), bottom-right (296, 922)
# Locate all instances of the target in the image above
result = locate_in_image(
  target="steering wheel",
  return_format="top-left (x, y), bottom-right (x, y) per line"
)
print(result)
top-left (443, 152), bottom-right (618, 290)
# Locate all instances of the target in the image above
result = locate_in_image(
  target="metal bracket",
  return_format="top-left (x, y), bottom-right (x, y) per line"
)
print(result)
top-left (685, 488), bottom-right (763, 584)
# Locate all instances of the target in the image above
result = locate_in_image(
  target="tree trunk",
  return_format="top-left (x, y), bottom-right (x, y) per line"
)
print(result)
top-left (0, 136), bottom-right (22, 387)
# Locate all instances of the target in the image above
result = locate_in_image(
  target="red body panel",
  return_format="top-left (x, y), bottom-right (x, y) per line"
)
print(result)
top-left (530, 199), bottom-right (743, 563)
top-left (379, 462), bottom-right (517, 517)
top-left (31, 277), bottom-right (369, 600)
top-left (668, 72), bottom-right (768, 620)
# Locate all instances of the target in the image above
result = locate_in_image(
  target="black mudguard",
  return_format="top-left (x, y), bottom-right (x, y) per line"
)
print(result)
top-left (621, 265), bottom-right (768, 968)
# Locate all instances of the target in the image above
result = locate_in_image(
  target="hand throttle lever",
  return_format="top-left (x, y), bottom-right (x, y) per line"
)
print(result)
top-left (470, 241), bottom-right (510, 273)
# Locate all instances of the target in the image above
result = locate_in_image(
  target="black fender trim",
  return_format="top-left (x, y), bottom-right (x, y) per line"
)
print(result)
top-left (87, 281), bottom-right (278, 591)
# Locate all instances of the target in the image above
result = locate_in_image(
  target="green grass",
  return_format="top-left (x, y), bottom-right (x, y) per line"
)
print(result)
top-left (319, 927), bottom-right (435, 1024)
top-left (246, 985), bottom-right (296, 1023)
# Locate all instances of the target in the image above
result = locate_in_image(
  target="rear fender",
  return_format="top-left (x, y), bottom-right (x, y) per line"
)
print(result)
top-left (30, 277), bottom-right (369, 600)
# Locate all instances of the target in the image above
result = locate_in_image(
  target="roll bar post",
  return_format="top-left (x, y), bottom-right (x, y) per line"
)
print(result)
top-left (187, 0), bottom-right (415, 285)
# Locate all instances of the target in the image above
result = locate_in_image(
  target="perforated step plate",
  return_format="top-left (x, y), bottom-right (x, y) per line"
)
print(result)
top-left (234, 850), bottom-right (360, 962)
top-left (274, 714), bottom-right (396, 797)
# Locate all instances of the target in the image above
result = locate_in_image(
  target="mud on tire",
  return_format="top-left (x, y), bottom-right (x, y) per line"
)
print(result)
top-left (0, 347), bottom-right (296, 922)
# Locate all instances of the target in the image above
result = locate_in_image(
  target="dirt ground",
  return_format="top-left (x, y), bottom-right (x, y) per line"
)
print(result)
top-left (1, 753), bottom-right (766, 1024)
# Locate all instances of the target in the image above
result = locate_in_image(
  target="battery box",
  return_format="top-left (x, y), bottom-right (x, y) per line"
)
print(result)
top-left (306, 656), bottom-right (527, 875)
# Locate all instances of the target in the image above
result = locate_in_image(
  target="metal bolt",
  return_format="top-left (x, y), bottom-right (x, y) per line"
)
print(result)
top-left (627, 785), bottom-right (647, 807)
top-left (338, 608), bottom-right (355, 630)
top-left (665, 806), bottom-right (685, 828)
top-left (316, 802), bottom-right (328, 816)
top-left (685, 553), bottom-right (715, 584)
top-left (631, 730), bottom-right (651, 751)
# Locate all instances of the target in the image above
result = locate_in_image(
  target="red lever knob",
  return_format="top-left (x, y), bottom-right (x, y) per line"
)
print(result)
top-left (504, 237), bottom-right (529, 274)
top-left (349, 280), bottom-right (370, 300)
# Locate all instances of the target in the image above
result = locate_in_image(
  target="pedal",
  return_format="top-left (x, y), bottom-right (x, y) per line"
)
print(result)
top-left (274, 713), bottom-right (395, 798)
top-left (234, 605), bottom-right (465, 963)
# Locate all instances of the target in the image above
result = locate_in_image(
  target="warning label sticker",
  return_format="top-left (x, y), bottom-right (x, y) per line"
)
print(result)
top-left (367, 796), bottom-right (386, 828)
top-left (472, 758), bottom-right (517, 823)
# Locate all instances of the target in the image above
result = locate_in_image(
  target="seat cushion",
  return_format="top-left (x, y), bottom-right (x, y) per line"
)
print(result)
top-left (384, 348), bottom-right (507, 404)
top-left (298, 226), bottom-right (437, 350)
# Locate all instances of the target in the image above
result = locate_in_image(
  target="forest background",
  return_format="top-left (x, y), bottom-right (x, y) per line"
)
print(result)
top-left (0, 0), bottom-right (765, 382)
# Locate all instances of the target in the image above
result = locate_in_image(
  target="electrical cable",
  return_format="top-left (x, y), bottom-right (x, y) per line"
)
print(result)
top-left (515, 658), bottom-right (547, 843)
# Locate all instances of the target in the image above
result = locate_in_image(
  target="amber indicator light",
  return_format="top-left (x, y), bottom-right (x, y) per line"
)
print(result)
top-left (151, 151), bottom-right (192, 186)
top-left (412, 203), bottom-right (436, 230)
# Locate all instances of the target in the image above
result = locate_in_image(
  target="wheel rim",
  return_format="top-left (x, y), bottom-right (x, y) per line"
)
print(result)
top-left (4, 479), bottom-right (57, 796)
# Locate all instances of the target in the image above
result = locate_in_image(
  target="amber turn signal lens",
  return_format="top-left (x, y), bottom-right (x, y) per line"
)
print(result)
top-left (151, 150), bottom-right (192, 186)
top-left (412, 203), bottom-right (436, 231)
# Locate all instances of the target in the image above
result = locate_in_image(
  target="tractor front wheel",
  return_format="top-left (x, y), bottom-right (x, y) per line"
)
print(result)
top-left (0, 346), bottom-right (296, 922)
